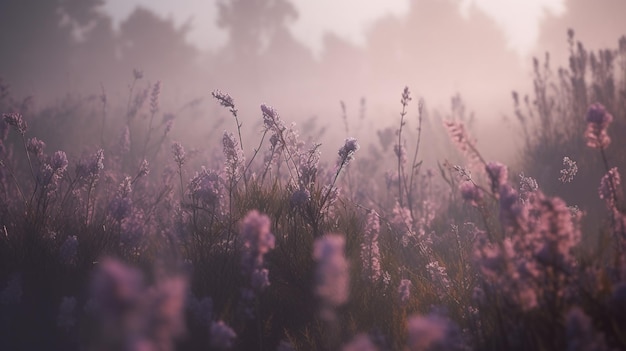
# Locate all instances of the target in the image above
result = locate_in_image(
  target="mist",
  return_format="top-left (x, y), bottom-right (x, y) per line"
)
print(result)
top-left (0, 0), bottom-right (624, 163)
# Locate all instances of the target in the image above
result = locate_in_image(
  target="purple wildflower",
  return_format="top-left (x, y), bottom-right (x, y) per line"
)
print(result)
top-left (188, 167), bottom-right (222, 208)
top-left (559, 157), bottom-right (578, 183)
top-left (361, 210), bottom-right (382, 283)
top-left (585, 103), bottom-right (613, 149)
top-left (212, 90), bottom-right (235, 110)
top-left (486, 162), bottom-right (508, 193)
top-left (398, 279), bottom-right (412, 307)
top-left (240, 210), bottom-right (275, 290)
top-left (26, 137), bottom-right (45, 158)
top-left (313, 234), bottom-right (349, 320)
top-left (171, 142), bottom-right (185, 167)
top-left (337, 137), bottom-right (359, 167)
top-left (459, 181), bottom-right (482, 206)
top-left (599, 167), bottom-right (621, 209)
top-left (566, 307), bottom-right (609, 351)
top-left (343, 333), bottom-right (378, 351)
top-left (406, 314), bottom-right (463, 351)
top-left (223, 131), bottom-right (244, 181)
top-left (3, 112), bottom-right (27, 135)
top-left (210, 320), bottom-right (236, 350)
top-left (150, 80), bottom-right (161, 115)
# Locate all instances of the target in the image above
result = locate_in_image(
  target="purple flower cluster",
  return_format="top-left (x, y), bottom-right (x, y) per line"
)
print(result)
top-left (585, 103), bottom-right (613, 149)
top-left (239, 210), bottom-right (275, 291)
top-left (314, 234), bottom-right (349, 320)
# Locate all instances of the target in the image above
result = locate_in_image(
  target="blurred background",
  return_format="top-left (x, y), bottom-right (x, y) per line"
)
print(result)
top-left (0, 0), bottom-right (625, 162)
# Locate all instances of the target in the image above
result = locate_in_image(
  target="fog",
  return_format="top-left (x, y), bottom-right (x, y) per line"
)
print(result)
top-left (0, 0), bottom-right (624, 163)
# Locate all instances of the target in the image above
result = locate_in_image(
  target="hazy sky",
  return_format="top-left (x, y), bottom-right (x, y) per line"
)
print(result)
top-left (103, 0), bottom-right (566, 57)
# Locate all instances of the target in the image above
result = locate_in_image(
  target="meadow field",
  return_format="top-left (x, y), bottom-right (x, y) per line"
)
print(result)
top-left (1, 28), bottom-right (626, 350)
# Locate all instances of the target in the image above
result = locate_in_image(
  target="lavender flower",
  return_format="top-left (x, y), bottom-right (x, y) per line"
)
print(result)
top-left (559, 157), bottom-right (578, 183)
top-left (337, 137), bottom-right (359, 167)
top-left (210, 320), bottom-right (236, 350)
top-left (585, 103), bottom-right (613, 149)
top-left (406, 314), bottom-right (463, 351)
top-left (459, 181), bottom-right (482, 206)
top-left (398, 279), bottom-right (412, 306)
top-left (171, 142), bottom-right (185, 167)
top-left (486, 162), bottom-right (508, 193)
top-left (212, 90), bottom-right (235, 110)
top-left (343, 333), bottom-right (378, 351)
top-left (150, 80), bottom-right (161, 115)
top-left (51, 151), bottom-right (68, 173)
top-left (26, 137), bottom-right (45, 158)
top-left (188, 167), bottom-right (222, 207)
top-left (240, 210), bottom-right (275, 290)
top-left (566, 307), bottom-right (609, 351)
top-left (361, 210), bottom-right (382, 283)
top-left (598, 167), bottom-right (621, 209)
top-left (314, 234), bottom-right (349, 320)
top-left (426, 261), bottom-right (451, 294)
top-left (3, 112), bottom-right (27, 135)
top-left (223, 131), bottom-right (244, 181)
top-left (133, 68), bottom-right (144, 80)
top-left (519, 172), bottom-right (539, 203)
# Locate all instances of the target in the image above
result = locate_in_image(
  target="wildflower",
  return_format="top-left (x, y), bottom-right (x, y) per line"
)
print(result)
top-left (519, 173), bottom-right (539, 202)
top-left (343, 333), bottom-right (378, 351)
top-left (566, 307), bottom-right (609, 351)
top-left (401, 86), bottom-right (412, 106)
top-left (223, 131), bottom-right (244, 181)
top-left (75, 149), bottom-right (104, 181)
top-left (171, 142), bottom-right (185, 167)
top-left (144, 276), bottom-right (188, 350)
top-left (120, 210), bottom-right (147, 256)
top-left (361, 210), bottom-right (382, 283)
top-left (499, 184), bottom-right (525, 231)
top-left (59, 235), bottom-right (78, 265)
top-left (188, 167), bottom-right (222, 208)
top-left (314, 234), bottom-right (349, 320)
top-left (426, 261), bottom-right (451, 294)
top-left (3, 112), bottom-right (27, 135)
top-left (599, 167), bottom-right (621, 209)
top-left (337, 137), bottom-right (359, 167)
top-left (57, 296), bottom-right (77, 331)
top-left (133, 68), bottom-right (143, 80)
top-left (240, 210), bottom-right (275, 290)
top-left (290, 187), bottom-right (311, 208)
top-left (398, 279), bottom-right (412, 306)
top-left (150, 81), bottom-right (161, 115)
top-left (51, 150), bottom-right (68, 173)
top-left (559, 157), bottom-right (578, 183)
top-left (26, 137), bottom-right (45, 158)
top-left (210, 320), bottom-right (236, 350)
top-left (585, 103), bottom-right (613, 149)
top-left (109, 177), bottom-right (133, 221)
top-left (90, 258), bottom-right (144, 321)
top-left (486, 162), bottom-right (508, 193)
top-left (459, 181), bottom-right (482, 206)
top-left (212, 90), bottom-right (235, 110)
top-left (406, 314), bottom-right (463, 351)
top-left (138, 159), bottom-right (149, 178)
